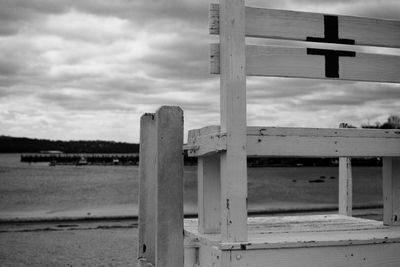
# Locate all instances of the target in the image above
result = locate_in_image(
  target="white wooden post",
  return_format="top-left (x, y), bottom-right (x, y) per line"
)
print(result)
top-left (138, 106), bottom-right (184, 267)
top-left (339, 157), bottom-right (352, 216)
top-left (219, 0), bottom-right (248, 242)
top-left (184, 238), bottom-right (198, 267)
top-left (138, 113), bottom-right (156, 266)
top-left (198, 154), bottom-right (221, 234)
top-left (338, 123), bottom-right (352, 216)
top-left (383, 157), bottom-right (400, 226)
top-left (155, 106), bottom-right (184, 267)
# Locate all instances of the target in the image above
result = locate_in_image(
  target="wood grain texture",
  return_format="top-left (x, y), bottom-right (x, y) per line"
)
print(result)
top-left (229, 243), bottom-right (400, 267)
top-left (183, 238), bottom-right (198, 267)
top-left (383, 157), bottom-right (400, 226)
top-left (186, 127), bottom-right (226, 157)
top-left (198, 154), bottom-right (221, 234)
top-left (210, 4), bottom-right (400, 48)
top-left (155, 106), bottom-right (184, 267)
top-left (138, 113), bottom-right (156, 266)
top-left (184, 214), bottom-right (400, 251)
top-left (338, 123), bottom-right (353, 217)
top-left (219, 0), bottom-right (248, 242)
top-left (210, 44), bottom-right (400, 83)
top-left (339, 157), bottom-right (353, 216)
top-left (186, 126), bottom-right (400, 157)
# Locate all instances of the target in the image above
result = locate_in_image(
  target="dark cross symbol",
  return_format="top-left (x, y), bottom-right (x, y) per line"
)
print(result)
top-left (306, 15), bottom-right (356, 78)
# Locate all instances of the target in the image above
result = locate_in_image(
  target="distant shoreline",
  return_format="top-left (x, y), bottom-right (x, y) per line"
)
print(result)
top-left (0, 135), bottom-right (139, 154)
top-left (0, 204), bottom-right (383, 224)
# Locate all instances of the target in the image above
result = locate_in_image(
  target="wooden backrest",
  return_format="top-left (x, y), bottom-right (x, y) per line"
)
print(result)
top-left (210, 3), bottom-right (400, 83)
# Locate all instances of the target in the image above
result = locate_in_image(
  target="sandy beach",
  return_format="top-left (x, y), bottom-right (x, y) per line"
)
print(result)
top-left (0, 220), bottom-right (138, 266)
top-left (0, 208), bottom-right (384, 266)
top-left (0, 154), bottom-right (386, 265)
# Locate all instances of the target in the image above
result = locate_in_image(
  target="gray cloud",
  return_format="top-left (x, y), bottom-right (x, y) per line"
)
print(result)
top-left (0, 60), bottom-right (20, 76)
top-left (0, 0), bottom-right (399, 141)
top-left (0, 0), bottom-right (207, 36)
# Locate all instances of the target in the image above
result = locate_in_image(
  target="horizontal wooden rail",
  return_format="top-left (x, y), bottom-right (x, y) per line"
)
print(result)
top-left (210, 4), bottom-right (400, 48)
top-left (186, 126), bottom-right (400, 157)
top-left (210, 44), bottom-right (400, 83)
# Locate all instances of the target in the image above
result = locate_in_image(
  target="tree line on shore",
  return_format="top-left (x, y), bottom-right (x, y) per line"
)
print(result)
top-left (2, 115), bottom-right (398, 167)
top-left (0, 136), bottom-right (139, 154)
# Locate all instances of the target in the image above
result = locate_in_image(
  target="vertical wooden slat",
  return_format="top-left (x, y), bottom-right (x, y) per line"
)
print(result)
top-left (338, 157), bottom-right (352, 216)
top-left (221, 251), bottom-right (231, 267)
top-left (184, 238), bottom-right (198, 267)
top-left (155, 106), bottom-right (184, 267)
top-left (138, 113), bottom-right (156, 266)
top-left (219, 0), bottom-right (248, 242)
top-left (198, 154), bottom-right (221, 234)
top-left (383, 157), bottom-right (400, 226)
top-left (338, 123), bottom-right (352, 216)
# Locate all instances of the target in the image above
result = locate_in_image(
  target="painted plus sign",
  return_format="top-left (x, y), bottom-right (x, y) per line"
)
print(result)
top-left (306, 15), bottom-right (356, 78)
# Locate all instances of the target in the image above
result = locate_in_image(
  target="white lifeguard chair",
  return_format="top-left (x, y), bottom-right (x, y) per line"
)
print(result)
top-left (137, 1), bottom-right (400, 266)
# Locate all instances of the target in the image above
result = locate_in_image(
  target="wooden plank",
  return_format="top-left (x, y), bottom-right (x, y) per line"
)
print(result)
top-left (338, 123), bottom-right (352, 216)
top-left (219, 0), bottom-right (248, 242)
top-left (183, 237), bottom-right (198, 267)
top-left (230, 243), bottom-right (400, 267)
top-left (191, 229), bottom-right (400, 267)
top-left (138, 113), bottom-right (156, 266)
top-left (154, 106), bottom-right (184, 267)
top-left (383, 157), bottom-right (400, 226)
top-left (210, 44), bottom-right (400, 83)
top-left (339, 157), bottom-right (353, 216)
top-left (190, 126), bottom-right (400, 139)
top-left (187, 126), bottom-right (400, 157)
top-left (184, 215), bottom-right (400, 250)
top-left (220, 250), bottom-right (231, 267)
top-left (186, 126), bottom-right (225, 157)
top-left (247, 127), bottom-right (400, 138)
top-left (210, 4), bottom-right (400, 48)
top-left (246, 134), bottom-right (400, 157)
top-left (187, 132), bottom-right (226, 157)
top-left (195, 242), bottom-right (222, 267)
top-left (198, 154), bottom-right (221, 234)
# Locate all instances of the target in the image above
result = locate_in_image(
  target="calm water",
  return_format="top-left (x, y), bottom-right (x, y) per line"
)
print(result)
top-left (0, 154), bottom-right (382, 218)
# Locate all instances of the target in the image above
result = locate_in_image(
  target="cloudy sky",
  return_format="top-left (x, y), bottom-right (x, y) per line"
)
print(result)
top-left (0, 0), bottom-right (399, 143)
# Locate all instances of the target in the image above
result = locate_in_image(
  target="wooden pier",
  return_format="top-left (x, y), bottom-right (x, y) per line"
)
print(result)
top-left (20, 154), bottom-right (139, 165)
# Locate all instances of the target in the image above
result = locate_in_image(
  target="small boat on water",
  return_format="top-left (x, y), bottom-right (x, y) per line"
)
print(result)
top-left (76, 156), bottom-right (88, 166)
top-left (112, 158), bottom-right (120, 165)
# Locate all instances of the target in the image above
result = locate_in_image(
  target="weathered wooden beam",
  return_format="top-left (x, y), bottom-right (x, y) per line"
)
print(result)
top-left (339, 157), bottom-right (352, 216)
top-left (210, 4), bottom-right (400, 48)
top-left (198, 154), bottom-right (221, 234)
top-left (183, 237), bottom-right (199, 267)
top-left (138, 113), bottom-right (156, 266)
top-left (210, 44), bottom-right (400, 83)
top-left (154, 106), bottom-right (184, 267)
top-left (246, 127), bottom-right (400, 138)
top-left (338, 123), bottom-right (353, 216)
top-left (383, 157), bottom-right (400, 226)
top-left (186, 126), bottom-right (400, 157)
top-left (219, 0), bottom-right (248, 242)
top-left (186, 126), bottom-right (226, 157)
top-left (246, 128), bottom-right (400, 157)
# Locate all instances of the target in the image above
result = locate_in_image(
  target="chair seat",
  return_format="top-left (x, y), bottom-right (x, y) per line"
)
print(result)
top-left (184, 214), bottom-right (400, 266)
